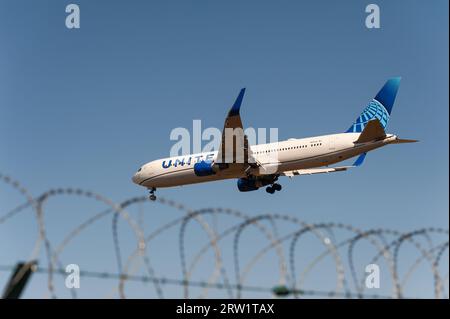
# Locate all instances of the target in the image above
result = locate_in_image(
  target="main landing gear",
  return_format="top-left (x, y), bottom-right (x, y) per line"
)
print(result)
top-left (266, 183), bottom-right (282, 194)
top-left (148, 187), bottom-right (157, 201)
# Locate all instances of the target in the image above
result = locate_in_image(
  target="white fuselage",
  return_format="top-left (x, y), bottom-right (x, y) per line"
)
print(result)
top-left (132, 132), bottom-right (397, 188)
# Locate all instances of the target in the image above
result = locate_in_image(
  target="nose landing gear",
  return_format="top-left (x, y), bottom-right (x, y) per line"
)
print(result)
top-left (266, 183), bottom-right (282, 194)
top-left (148, 187), bottom-right (157, 201)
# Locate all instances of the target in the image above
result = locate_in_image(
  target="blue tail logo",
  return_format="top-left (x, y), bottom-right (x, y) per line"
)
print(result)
top-left (346, 77), bottom-right (401, 133)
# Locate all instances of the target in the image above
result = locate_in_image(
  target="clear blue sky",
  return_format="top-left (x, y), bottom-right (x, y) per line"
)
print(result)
top-left (0, 0), bottom-right (448, 298)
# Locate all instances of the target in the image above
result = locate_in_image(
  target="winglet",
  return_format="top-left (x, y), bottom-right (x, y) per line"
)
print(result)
top-left (228, 88), bottom-right (246, 116)
top-left (353, 152), bottom-right (367, 167)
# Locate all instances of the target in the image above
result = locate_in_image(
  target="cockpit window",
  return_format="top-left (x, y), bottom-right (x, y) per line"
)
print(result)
top-left (138, 167), bottom-right (142, 172)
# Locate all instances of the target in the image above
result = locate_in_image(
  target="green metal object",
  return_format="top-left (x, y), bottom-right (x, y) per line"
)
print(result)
top-left (272, 285), bottom-right (291, 297)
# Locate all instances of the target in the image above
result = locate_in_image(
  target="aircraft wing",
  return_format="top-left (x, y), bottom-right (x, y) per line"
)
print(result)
top-left (281, 153), bottom-right (367, 177)
top-left (215, 88), bottom-right (257, 167)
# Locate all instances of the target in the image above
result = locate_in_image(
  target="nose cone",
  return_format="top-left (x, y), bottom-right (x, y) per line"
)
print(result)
top-left (132, 172), bottom-right (141, 185)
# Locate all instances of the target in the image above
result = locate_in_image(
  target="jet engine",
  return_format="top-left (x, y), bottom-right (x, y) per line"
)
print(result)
top-left (194, 160), bottom-right (216, 176)
top-left (237, 176), bottom-right (275, 192)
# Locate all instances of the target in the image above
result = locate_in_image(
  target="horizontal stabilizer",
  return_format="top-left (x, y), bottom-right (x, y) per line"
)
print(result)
top-left (353, 152), bottom-right (367, 166)
top-left (391, 138), bottom-right (419, 144)
top-left (354, 119), bottom-right (386, 144)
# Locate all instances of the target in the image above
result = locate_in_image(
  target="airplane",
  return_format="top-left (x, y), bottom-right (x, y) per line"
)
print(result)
top-left (132, 78), bottom-right (417, 200)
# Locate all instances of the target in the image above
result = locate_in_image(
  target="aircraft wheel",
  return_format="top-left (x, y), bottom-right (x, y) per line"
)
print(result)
top-left (148, 187), bottom-right (157, 201)
top-left (266, 186), bottom-right (275, 194)
top-left (273, 183), bottom-right (282, 191)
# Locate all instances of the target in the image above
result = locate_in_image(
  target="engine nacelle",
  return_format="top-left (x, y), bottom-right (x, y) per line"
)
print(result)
top-left (237, 178), bottom-right (259, 192)
top-left (194, 160), bottom-right (216, 176)
top-left (237, 176), bottom-right (274, 192)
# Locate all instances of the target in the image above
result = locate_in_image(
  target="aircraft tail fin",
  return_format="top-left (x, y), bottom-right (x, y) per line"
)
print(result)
top-left (346, 77), bottom-right (401, 133)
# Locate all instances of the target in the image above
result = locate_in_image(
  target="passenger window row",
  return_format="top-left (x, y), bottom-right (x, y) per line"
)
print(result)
top-left (254, 144), bottom-right (321, 154)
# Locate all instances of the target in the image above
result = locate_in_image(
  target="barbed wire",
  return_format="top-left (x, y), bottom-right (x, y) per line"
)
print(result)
top-left (0, 264), bottom-right (396, 298)
top-left (1, 171), bottom-right (448, 299)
